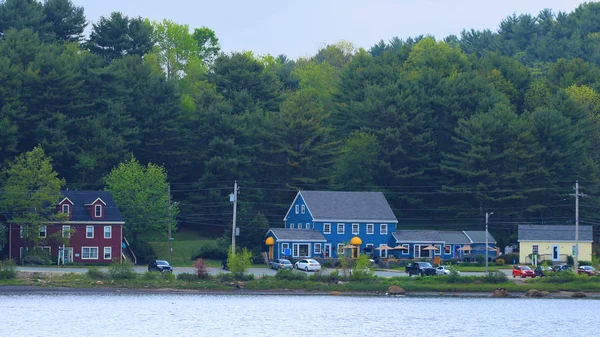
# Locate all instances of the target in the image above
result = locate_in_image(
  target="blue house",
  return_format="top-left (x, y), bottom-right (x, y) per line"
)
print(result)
top-left (265, 191), bottom-right (398, 260)
top-left (391, 230), bottom-right (497, 261)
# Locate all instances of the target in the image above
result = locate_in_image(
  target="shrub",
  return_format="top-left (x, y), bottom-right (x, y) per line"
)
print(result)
top-left (129, 240), bottom-right (156, 264)
top-left (87, 266), bottom-right (106, 279)
top-left (108, 262), bottom-right (136, 280)
top-left (177, 272), bottom-right (199, 281)
top-left (192, 241), bottom-right (228, 260)
top-left (567, 255), bottom-right (574, 266)
top-left (476, 254), bottom-right (485, 264)
top-left (542, 271), bottom-right (578, 283)
top-left (227, 248), bottom-right (252, 279)
top-left (308, 270), bottom-right (347, 283)
top-left (0, 260), bottom-right (17, 279)
top-left (193, 258), bottom-right (209, 279)
top-left (500, 253), bottom-right (519, 265)
top-left (482, 271), bottom-right (508, 284)
top-left (578, 260), bottom-right (591, 266)
top-left (495, 258), bottom-right (505, 266)
top-left (23, 247), bottom-right (52, 265)
top-left (447, 266), bottom-right (462, 283)
top-left (275, 269), bottom-right (307, 281)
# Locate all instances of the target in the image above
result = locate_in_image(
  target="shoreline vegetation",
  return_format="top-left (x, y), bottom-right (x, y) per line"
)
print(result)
top-left (2, 267), bottom-right (600, 299)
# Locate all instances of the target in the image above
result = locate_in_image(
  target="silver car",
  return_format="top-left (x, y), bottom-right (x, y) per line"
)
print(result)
top-left (435, 265), bottom-right (459, 275)
top-left (269, 258), bottom-right (293, 270)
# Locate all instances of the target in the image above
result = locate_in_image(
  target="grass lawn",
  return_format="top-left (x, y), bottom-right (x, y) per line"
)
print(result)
top-left (149, 228), bottom-right (222, 267)
top-left (455, 265), bottom-right (511, 272)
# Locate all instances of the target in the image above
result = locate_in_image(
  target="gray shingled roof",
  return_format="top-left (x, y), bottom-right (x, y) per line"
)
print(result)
top-left (439, 231), bottom-right (472, 244)
top-left (518, 225), bottom-right (593, 241)
top-left (392, 230), bottom-right (444, 243)
top-left (61, 190), bottom-right (123, 222)
top-left (464, 231), bottom-right (496, 244)
top-left (300, 191), bottom-right (398, 222)
top-left (268, 228), bottom-right (327, 242)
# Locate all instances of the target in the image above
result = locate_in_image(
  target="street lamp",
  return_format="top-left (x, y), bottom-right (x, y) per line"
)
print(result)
top-left (485, 212), bottom-right (493, 273)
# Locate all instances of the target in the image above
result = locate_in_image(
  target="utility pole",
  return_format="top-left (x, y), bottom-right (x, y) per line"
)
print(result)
top-left (571, 181), bottom-right (584, 271)
top-left (485, 212), bottom-right (493, 273)
top-left (168, 184), bottom-right (172, 264)
top-left (231, 181), bottom-right (238, 255)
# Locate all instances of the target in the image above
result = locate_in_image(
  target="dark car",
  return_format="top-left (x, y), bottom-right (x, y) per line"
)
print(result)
top-left (553, 265), bottom-right (573, 273)
top-left (405, 262), bottom-right (436, 276)
top-left (148, 260), bottom-right (173, 273)
top-left (534, 266), bottom-right (553, 277)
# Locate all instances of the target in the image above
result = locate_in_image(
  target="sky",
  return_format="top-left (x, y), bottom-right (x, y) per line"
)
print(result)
top-left (72, 0), bottom-right (591, 60)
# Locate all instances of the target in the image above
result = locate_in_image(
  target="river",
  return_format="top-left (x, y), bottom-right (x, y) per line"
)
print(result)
top-left (1, 292), bottom-right (598, 337)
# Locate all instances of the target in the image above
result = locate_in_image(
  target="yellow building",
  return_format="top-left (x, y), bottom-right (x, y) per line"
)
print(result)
top-left (518, 225), bottom-right (593, 264)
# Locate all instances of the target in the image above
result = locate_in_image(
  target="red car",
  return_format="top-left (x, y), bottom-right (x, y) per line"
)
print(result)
top-left (512, 265), bottom-right (535, 278)
top-left (577, 266), bottom-right (597, 276)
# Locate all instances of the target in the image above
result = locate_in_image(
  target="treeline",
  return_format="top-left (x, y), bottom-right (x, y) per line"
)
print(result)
top-left (2, 0), bottom-right (600, 244)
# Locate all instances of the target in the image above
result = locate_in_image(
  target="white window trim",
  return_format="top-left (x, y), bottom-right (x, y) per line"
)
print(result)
top-left (306, 223), bottom-right (310, 229)
top-left (314, 243), bottom-right (322, 254)
top-left (104, 226), bottom-right (112, 239)
top-left (324, 223), bottom-right (331, 234)
top-left (532, 244), bottom-right (539, 255)
top-left (414, 244), bottom-right (423, 258)
top-left (401, 244), bottom-right (409, 254)
top-left (104, 247), bottom-right (112, 260)
top-left (337, 223), bottom-right (345, 234)
top-left (366, 223), bottom-right (374, 235)
top-left (444, 245), bottom-right (451, 255)
top-left (62, 204), bottom-right (69, 214)
top-left (380, 224), bottom-right (388, 235)
top-left (86, 225), bottom-right (94, 239)
top-left (19, 225), bottom-right (23, 238)
top-left (301, 205), bottom-right (305, 214)
top-left (292, 243), bottom-right (310, 258)
top-left (82, 246), bottom-right (98, 259)
top-left (434, 244), bottom-right (442, 256)
top-left (281, 243), bottom-right (289, 255)
top-left (378, 243), bottom-right (388, 258)
top-left (290, 223), bottom-right (295, 229)
top-left (352, 223), bottom-right (359, 235)
top-left (62, 225), bottom-right (70, 238)
top-left (39, 225), bottom-right (47, 238)
top-left (337, 243), bottom-right (344, 254)
top-left (95, 204), bottom-right (102, 217)
top-left (295, 205), bottom-right (299, 214)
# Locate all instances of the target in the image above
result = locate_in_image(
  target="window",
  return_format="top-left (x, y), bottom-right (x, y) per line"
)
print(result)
top-left (434, 244), bottom-right (442, 256)
top-left (104, 247), bottom-right (112, 260)
top-left (19, 225), bottom-right (23, 238)
top-left (380, 224), bottom-right (388, 235)
top-left (295, 205), bottom-right (299, 214)
top-left (95, 204), bottom-right (102, 217)
top-left (401, 244), bottom-right (409, 254)
top-left (306, 223), bottom-right (310, 229)
top-left (82, 247), bottom-right (98, 259)
top-left (352, 223), bottom-right (359, 235)
top-left (414, 244), bottom-right (422, 258)
top-left (301, 205), bottom-right (305, 214)
top-left (281, 243), bottom-right (289, 255)
top-left (290, 223), bottom-right (295, 229)
top-left (292, 243), bottom-right (309, 257)
top-left (39, 225), bottom-right (47, 238)
top-left (324, 223), bottom-right (331, 234)
top-left (337, 223), bottom-right (345, 234)
top-left (62, 225), bottom-right (70, 238)
top-left (314, 243), bottom-right (322, 254)
top-left (337, 243), bottom-right (344, 254)
top-left (104, 226), bottom-right (112, 239)
top-left (62, 204), bottom-right (69, 214)
top-left (42, 246), bottom-right (51, 255)
top-left (366, 224), bottom-right (374, 234)
top-left (444, 245), bottom-right (451, 255)
top-left (532, 244), bottom-right (539, 256)
top-left (378, 244), bottom-right (388, 257)
top-left (86, 226), bottom-right (94, 238)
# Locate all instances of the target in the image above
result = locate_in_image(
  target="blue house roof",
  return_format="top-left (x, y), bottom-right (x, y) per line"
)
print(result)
top-left (60, 190), bottom-right (124, 222)
top-left (288, 191), bottom-right (398, 223)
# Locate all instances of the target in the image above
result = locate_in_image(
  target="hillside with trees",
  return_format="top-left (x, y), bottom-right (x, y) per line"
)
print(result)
top-left (2, 0), bottom-right (600, 254)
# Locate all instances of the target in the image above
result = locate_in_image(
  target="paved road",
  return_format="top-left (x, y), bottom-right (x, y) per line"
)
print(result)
top-left (15, 266), bottom-right (506, 278)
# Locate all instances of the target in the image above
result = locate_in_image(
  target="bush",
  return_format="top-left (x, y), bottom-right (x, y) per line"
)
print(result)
top-left (0, 260), bottom-right (17, 279)
top-left (87, 266), bottom-right (106, 279)
top-left (476, 254), bottom-right (485, 264)
top-left (193, 258), bottom-right (209, 279)
top-left (129, 240), bottom-right (156, 264)
top-left (541, 271), bottom-right (578, 283)
top-left (567, 255), bottom-right (574, 266)
top-left (495, 258), bottom-right (505, 266)
top-left (227, 248), bottom-right (252, 278)
top-left (482, 271), bottom-right (508, 284)
top-left (447, 266), bottom-right (462, 283)
top-left (108, 262), bottom-right (136, 279)
top-left (23, 247), bottom-right (52, 265)
top-left (177, 272), bottom-right (200, 281)
top-left (192, 241), bottom-right (228, 260)
top-left (308, 270), bottom-right (347, 283)
top-left (500, 253), bottom-right (519, 265)
top-left (275, 269), bottom-right (307, 281)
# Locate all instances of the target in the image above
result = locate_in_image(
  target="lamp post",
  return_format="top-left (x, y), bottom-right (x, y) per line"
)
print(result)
top-left (485, 212), bottom-right (493, 273)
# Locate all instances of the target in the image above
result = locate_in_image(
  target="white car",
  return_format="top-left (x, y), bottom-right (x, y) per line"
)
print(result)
top-left (435, 265), bottom-right (460, 275)
top-left (294, 259), bottom-right (321, 272)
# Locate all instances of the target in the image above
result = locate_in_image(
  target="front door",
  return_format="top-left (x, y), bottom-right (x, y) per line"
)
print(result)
top-left (552, 245), bottom-right (560, 261)
top-left (324, 244), bottom-right (331, 258)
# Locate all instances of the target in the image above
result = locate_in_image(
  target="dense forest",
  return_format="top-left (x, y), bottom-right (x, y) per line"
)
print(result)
top-left (3, 0), bottom-right (600, 249)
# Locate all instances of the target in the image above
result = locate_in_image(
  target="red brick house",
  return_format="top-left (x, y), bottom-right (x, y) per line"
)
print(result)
top-left (5, 190), bottom-right (125, 264)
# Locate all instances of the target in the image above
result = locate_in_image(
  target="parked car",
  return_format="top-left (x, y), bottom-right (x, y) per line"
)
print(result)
top-left (405, 262), bottom-right (436, 276)
top-left (553, 265), bottom-right (573, 273)
top-left (148, 260), bottom-right (173, 273)
top-left (534, 266), bottom-right (553, 277)
top-left (269, 258), bottom-right (293, 270)
top-left (577, 266), bottom-right (598, 276)
top-left (435, 265), bottom-right (460, 276)
top-left (294, 259), bottom-right (321, 271)
top-left (512, 265), bottom-right (535, 278)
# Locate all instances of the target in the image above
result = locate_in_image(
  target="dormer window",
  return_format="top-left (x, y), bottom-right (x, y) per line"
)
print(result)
top-left (295, 205), bottom-right (299, 214)
top-left (301, 205), bottom-right (305, 214)
top-left (62, 204), bottom-right (69, 214)
top-left (95, 204), bottom-right (102, 217)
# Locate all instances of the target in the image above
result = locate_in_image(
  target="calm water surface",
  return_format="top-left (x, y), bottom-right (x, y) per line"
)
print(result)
top-left (1, 292), bottom-right (598, 337)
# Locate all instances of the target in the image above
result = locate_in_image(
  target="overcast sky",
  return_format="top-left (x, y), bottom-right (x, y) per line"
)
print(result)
top-left (72, 0), bottom-right (590, 59)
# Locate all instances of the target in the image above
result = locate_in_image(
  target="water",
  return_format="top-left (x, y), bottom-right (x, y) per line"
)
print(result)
top-left (1, 292), bottom-right (598, 337)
